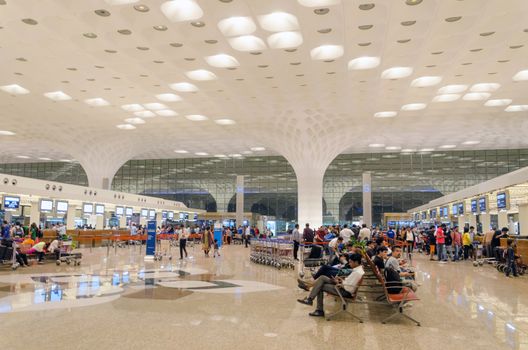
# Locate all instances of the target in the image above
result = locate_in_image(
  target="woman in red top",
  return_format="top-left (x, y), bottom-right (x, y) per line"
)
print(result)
top-left (436, 224), bottom-right (447, 262)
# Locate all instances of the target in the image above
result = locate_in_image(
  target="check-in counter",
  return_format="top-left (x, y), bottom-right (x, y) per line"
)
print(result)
top-left (500, 237), bottom-right (528, 258)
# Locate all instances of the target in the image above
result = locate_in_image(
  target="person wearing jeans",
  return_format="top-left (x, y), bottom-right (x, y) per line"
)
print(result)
top-left (179, 226), bottom-right (189, 259)
top-left (436, 224), bottom-right (447, 262)
top-left (291, 224), bottom-right (300, 260)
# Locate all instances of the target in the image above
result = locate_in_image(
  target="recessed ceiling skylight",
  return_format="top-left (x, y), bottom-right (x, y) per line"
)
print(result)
top-left (374, 111), bottom-right (397, 118)
top-left (155, 93), bottom-right (182, 102)
top-left (298, 0), bottom-right (341, 6)
top-left (470, 83), bottom-right (500, 92)
top-left (401, 148), bottom-right (417, 152)
top-left (513, 69), bottom-right (528, 81)
top-left (258, 12), bottom-right (299, 32)
top-left (267, 31), bottom-right (303, 49)
top-left (310, 45), bottom-right (344, 60)
top-left (122, 104), bottom-right (144, 112)
top-left (401, 103), bottom-right (426, 111)
top-left (381, 67), bottom-right (413, 79)
top-left (185, 69), bottom-right (217, 81)
top-left (432, 94), bottom-right (461, 102)
top-left (156, 110), bottom-right (178, 117)
top-left (0, 84), bottom-right (30, 95)
top-left (185, 114), bottom-right (208, 121)
top-left (16, 155), bottom-right (31, 159)
top-left (368, 143), bottom-right (385, 148)
top-left (505, 105), bottom-right (528, 112)
top-left (195, 152), bottom-right (209, 156)
top-left (116, 124), bottom-right (136, 130)
top-left (218, 17), bottom-right (256, 37)
top-left (411, 76), bottom-right (442, 87)
top-left (160, 0), bottom-right (203, 22)
top-left (215, 119), bottom-right (236, 125)
top-left (0, 130), bottom-right (16, 136)
top-left (347, 56), bottom-right (380, 70)
top-left (134, 110), bottom-right (156, 118)
top-left (175, 150), bottom-right (189, 154)
top-left (484, 99), bottom-right (512, 107)
top-left (439, 145), bottom-right (456, 149)
top-left (143, 102), bottom-right (168, 110)
top-left (169, 82), bottom-right (199, 92)
top-left (228, 35), bottom-right (267, 52)
top-left (124, 117), bottom-right (146, 124)
top-left (43, 91), bottom-right (72, 101)
top-left (462, 140), bottom-right (480, 145)
top-left (462, 92), bottom-right (491, 101)
top-left (214, 154), bottom-right (227, 158)
top-left (437, 84), bottom-right (468, 94)
top-left (385, 146), bottom-right (401, 150)
top-left (251, 147), bottom-right (266, 151)
top-left (84, 98), bottom-right (110, 106)
top-left (205, 54), bottom-right (240, 68)
top-left (38, 157), bottom-right (52, 161)
top-left (419, 148), bottom-right (434, 152)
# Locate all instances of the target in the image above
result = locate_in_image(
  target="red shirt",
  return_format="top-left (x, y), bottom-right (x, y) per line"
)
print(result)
top-left (436, 228), bottom-right (445, 244)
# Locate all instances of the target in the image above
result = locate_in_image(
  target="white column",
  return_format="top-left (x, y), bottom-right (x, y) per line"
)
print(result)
top-left (297, 172), bottom-right (324, 229)
top-left (66, 205), bottom-right (77, 229)
top-left (119, 215), bottom-right (127, 229)
top-left (29, 200), bottom-right (41, 226)
top-left (362, 172), bottom-right (372, 227)
top-left (468, 213), bottom-right (477, 229)
top-left (480, 213), bottom-right (491, 233)
top-left (498, 211), bottom-right (508, 230)
top-left (518, 204), bottom-right (528, 235)
top-left (95, 215), bottom-right (104, 229)
top-left (236, 176), bottom-right (244, 226)
top-left (156, 212), bottom-right (163, 228)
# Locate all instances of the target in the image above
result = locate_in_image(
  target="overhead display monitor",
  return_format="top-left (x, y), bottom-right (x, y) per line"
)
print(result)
top-left (40, 199), bottom-right (53, 212)
top-left (148, 209), bottom-right (156, 219)
top-left (162, 211), bottom-right (168, 219)
top-left (471, 199), bottom-right (478, 214)
top-left (179, 212), bottom-right (185, 220)
top-left (116, 206), bottom-right (124, 216)
top-left (478, 196), bottom-right (488, 213)
top-left (497, 191), bottom-right (510, 211)
top-left (193, 213), bottom-right (198, 221)
top-left (141, 209), bottom-right (148, 218)
top-left (457, 202), bottom-right (464, 215)
top-left (184, 213), bottom-right (189, 220)
top-left (56, 201), bottom-right (68, 213)
top-left (421, 212), bottom-right (427, 220)
top-left (451, 204), bottom-right (458, 216)
top-left (167, 211), bottom-right (174, 220)
top-left (125, 207), bottom-right (133, 217)
top-left (430, 209), bottom-right (437, 219)
top-left (442, 206), bottom-right (448, 218)
top-left (3, 196), bottom-right (20, 210)
top-left (95, 204), bottom-right (105, 215)
top-left (83, 203), bottom-right (94, 214)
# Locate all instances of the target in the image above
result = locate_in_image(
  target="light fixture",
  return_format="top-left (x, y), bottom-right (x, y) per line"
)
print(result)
top-left (155, 93), bottom-right (182, 102)
top-left (191, 21), bottom-right (205, 28)
top-left (401, 103), bottom-right (426, 111)
top-left (419, 148), bottom-right (434, 152)
top-left (462, 140), bottom-right (480, 145)
top-left (432, 94), bottom-right (461, 102)
top-left (0, 130), bottom-right (15, 136)
top-left (185, 114), bottom-right (208, 121)
top-left (310, 45), bottom-right (344, 60)
top-left (242, 151), bottom-right (253, 155)
top-left (298, 0), bottom-right (341, 6)
top-left (228, 35), bottom-right (267, 52)
top-left (134, 110), bottom-right (156, 118)
top-left (169, 82), bottom-right (198, 92)
top-left (258, 12), bottom-right (299, 32)
top-left (405, 0), bottom-right (422, 5)
top-left (205, 54), bottom-right (240, 68)
top-left (368, 143), bottom-right (385, 148)
top-left (437, 84), bottom-right (468, 94)
top-left (174, 150), bottom-right (188, 154)
top-left (267, 31), bottom-right (303, 49)
top-left (143, 102), bottom-right (168, 110)
top-left (505, 105), bottom-right (528, 112)
top-left (0, 84), bottom-right (30, 95)
top-left (484, 99), bottom-right (512, 107)
top-left (251, 147), bottom-right (266, 151)
top-left (513, 69), bottom-right (528, 81)
top-left (134, 4), bottom-right (149, 12)
top-left (218, 16), bottom-right (256, 37)
top-left (470, 83), bottom-right (501, 92)
top-left (440, 145), bottom-right (456, 149)
top-left (214, 154), bottom-right (227, 158)
top-left (38, 157), bottom-right (52, 161)
top-left (121, 104), bottom-right (144, 112)
top-left (43, 91), bottom-right (72, 101)
top-left (195, 152), bottom-right (209, 156)
top-left (84, 98), bottom-right (110, 106)
top-left (215, 119), bottom-right (236, 125)
top-left (385, 146), bottom-right (401, 150)
top-left (185, 69), bottom-right (217, 81)
top-left (124, 117), bottom-right (146, 124)
top-left (374, 111), bottom-right (397, 118)
top-left (16, 155), bottom-right (31, 159)
top-left (411, 76), bottom-right (442, 87)
top-left (116, 124), bottom-right (136, 130)
top-left (401, 148), bottom-right (417, 152)
top-left (347, 56), bottom-right (380, 70)
top-left (156, 110), bottom-right (178, 117)
top-left (160, 0), bottom-right (203, 22)
top-left (462, 92), bottom-right (491, 101)
top-left (381, 67), bottom-right (413, 79)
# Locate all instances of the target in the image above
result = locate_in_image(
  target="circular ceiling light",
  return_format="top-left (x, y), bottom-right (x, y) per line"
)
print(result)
top-left (195, 152), bottom-right (209, 156)
top-left (185, 69), bottom-right (217, 81)
top-left (21, 18), bottom-right (38, 25)
top-left (313, 8), bottom-right (329, 15)
top-left (174, 150), bottom-right (188, 154)
top-left (83, 33), bottom-right (97, 39)
top-left (385, 146), bottom-right (401, 150)
top-left (348, 56), bottom-right (380, 70)
top-left (368, 143), bottom-right (385, 148)
top-left (251, 147), bottom-right (266, 151)
top-left (462, 140), bottom-right (480, 145)
top-left (358, 3), bottom-right (375, 10)
top-left (445, 16), bottom-right (462, 22)
top-left (317, 28), bottom-right (332, 33)
top-left (0, 130), bottom-right (16, 136)
top-left (381, 67), bottom-right (413, 79)
top-left (310, 44), bottom-right (344, 60)
top-left (191, 21), bottom-right (205, 27)
top-left (117, 29), bottom-right (132, 35)
top-left (358, 24), bottom-right (373, 30)
top-left (401, 103), bottom-right (426, 111)
top-left (94, 9), bottom-right (111, 17)
top-left (116, 124), bottom-right (136, 130)
top-left (405, 0), bottom-right (423, 5)
top-left (134, 4), bottom-right (149, 12)
top-left (185, 114), bottom-right (208, 121)
top-left (215, 119), bottom-right (236, 125)
top-left (156, 110), bottom-right (178, 117)
top-left (374, 111), bottom-right (397, 118)
top-left (153, 25), bottom-right (168, 31)
top-left (169, 82), bottom-right (198, 92)
top-left (419, 148), bottom-right (434, 152)
top-left (411, 76), bottom-right (442, 87)
top-left (401, 20), bottom-right (416, 26)
top-left (124, 118), bottom-right (146, 125)
top-left (204, 39), bottom-right (218, 44)
top-left (170, 42), bottom-right (183, 47)
top-left (439, 145), bottom-right (456, 149)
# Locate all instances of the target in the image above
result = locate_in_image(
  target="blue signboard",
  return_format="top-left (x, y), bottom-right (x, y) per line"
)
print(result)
top-left (146, 220), bottom-right (156, 255)
top-left (214, 223), bottom-right (222, 248)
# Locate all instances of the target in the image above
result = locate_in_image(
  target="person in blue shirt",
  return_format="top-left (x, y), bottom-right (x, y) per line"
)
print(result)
top-left (2, 220), bottom-right (11, 239)
top-left (386, 227), bottom-right (395, 243)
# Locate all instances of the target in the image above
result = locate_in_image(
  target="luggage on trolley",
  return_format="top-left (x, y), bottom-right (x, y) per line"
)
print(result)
top-left (249, 238), bottom-right (294, 270)
top-left (56, 240), bottom-right (82, 266)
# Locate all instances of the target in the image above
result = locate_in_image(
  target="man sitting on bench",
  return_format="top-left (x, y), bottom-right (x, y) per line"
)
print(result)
top-left (298, 253), bottom-right (352, 291)
top-left (296, 253), bottom-right (364, 317)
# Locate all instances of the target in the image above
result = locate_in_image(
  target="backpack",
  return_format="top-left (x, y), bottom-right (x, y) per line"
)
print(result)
top-left (384, 267), bottom-right (403, 294)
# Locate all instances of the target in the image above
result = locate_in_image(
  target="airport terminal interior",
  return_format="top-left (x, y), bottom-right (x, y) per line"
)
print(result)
top-left (1, 0), bottom-right (528, 349)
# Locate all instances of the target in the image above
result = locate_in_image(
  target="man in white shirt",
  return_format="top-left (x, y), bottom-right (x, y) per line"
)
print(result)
top-left (291, 224), bottom-right (301, 260)
top-left (244, 226), bottom-right (251, 248)
top-left (339, 224), bottom-right (353, 242)
top-left (297, 253), bottom-right (364, 317)
top-left (358, 224), bottom-right (371, 241)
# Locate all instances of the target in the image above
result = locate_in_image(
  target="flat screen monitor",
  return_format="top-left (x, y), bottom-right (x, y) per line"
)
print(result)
top-left (442, 207), bottom-right (448, 218)
top-left (179, 212), bottom-right (185, 220)
top-left (193, 213), bottom-right (198, 221)
top-left (40, 199), bottom-right (53, 212)
top-left (148, 209), bottom-right (156, 219)
top-left (95, 204), bottom-right (105, 215)
top-left (125, 207), bottom-right (133, 217)
top-left (497, 191), bottom-right (509, 211)
top-left (457, 203), bottom-right (464, 215)
top-left (141, 209), bottom-right (148, 218)
top-left (56, 201), bottom-right (68, 213)
top-left (167, 211), bottom-right (174, 220)
top-left (478, 197), bottom-right (487, 213)
top-left (184, 213), bottom-right (189, 220)
top-left (430, 209), bottom-right (437, 219)
top-left (421, 212), bottom-right (427, 220)
top-left (116, 206), bottom-right (124, 216)
top-left (414, 213), bottom-right (420, 221)
top-left (471, 199), bottom-right (478, 213)
top-left (83, 203), bottom-right (94, 214)
top-left (452, 204), bottom-right (458, 216)
top-left (162, 211), bottom-right (168, 219)
top-left (3, 196), bottom-right (20, 210)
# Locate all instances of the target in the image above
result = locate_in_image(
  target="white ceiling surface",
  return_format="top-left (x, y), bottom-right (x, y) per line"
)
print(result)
top-left (1, 0), bottom-right (528, 180)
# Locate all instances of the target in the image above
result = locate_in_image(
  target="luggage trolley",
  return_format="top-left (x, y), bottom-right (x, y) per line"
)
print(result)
top-left (0, 242), bottom-right (20, 270)
top-left (154, 236), bottom-right (172, 261)
top-left (56, 240), bottom-right (82, 266)
top-left (277, 239), bottom-right (294, 269)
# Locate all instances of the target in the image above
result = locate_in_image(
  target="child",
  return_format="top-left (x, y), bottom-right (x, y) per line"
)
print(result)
top-left (505, 239), bottom-right (518, 277)
top-left (213, 239), bottom-right (220, 257)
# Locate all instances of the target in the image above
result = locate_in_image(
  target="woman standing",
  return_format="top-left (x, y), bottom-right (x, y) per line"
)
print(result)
top-left (179, 226), bottom-right (189, 259)
top-left (201, 227), bottom-right (214, 257)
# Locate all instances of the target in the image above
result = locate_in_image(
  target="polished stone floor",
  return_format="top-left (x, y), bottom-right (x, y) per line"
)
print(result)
top-left (1, 243), bottom-right (527, 350)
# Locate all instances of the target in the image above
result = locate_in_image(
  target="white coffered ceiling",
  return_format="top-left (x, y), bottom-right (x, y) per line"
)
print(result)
top-left (0, 0), bottom-right (528, 176)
